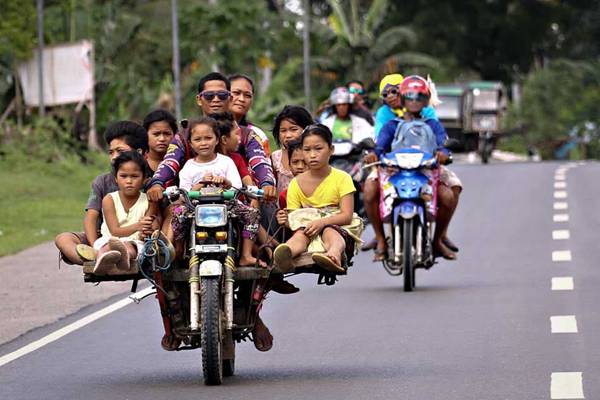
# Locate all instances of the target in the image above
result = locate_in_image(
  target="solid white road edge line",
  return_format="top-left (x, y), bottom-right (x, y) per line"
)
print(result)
top-left (554, 214), bottom-right (570, 222)
top-left (550, 315), bottom-right (578, 333)
top-left (551, 372), bottom-right (584, 399)
top-left (554, 202), bottom-right (569, 210)
top-left (0, 286), bottom-right (154, 368)
top-left (552, 250), bottom-right (572, 262)
top-left (552, 277), bottom-right (574, 291)
top-left (553, 230), bottom-right (570, 240)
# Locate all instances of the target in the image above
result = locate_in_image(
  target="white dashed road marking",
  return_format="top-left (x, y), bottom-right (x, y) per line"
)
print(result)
top-left (554, 214), bottom-right (569, 222)
top-left (553, 230), bottom-right (570, 240)
top-left (554, 181), bottom-right (567, 189)
top-left (555, 175), bottom-right (566, 181)
top-left (552, 277), bottom-right (574, 291)
top-left (554, 191), bottom-right (568, 199)
top-left (551, 315), bottom-right (578, 333)
top-left (550, 372), bottom-right (584, 399)
top-left (554, 202), bottom-right (568, 210)
top-left (552, 251), bottom-right (572, 262)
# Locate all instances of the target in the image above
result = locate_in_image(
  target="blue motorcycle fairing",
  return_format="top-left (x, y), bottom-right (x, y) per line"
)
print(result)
top-left (389, 171), bottom-right (429, 200)
top-left (393, 201), bottom-right (425, 224)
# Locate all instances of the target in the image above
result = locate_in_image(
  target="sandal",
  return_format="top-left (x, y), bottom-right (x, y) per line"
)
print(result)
top-left (161, 334), bottom-right (181, 351)
top-left (252, 317), bottom-right (273, 352)
top-left (373, 248), bottom-right (388, 262)
top-left (312, 253), bottom-right (345, 274)
top-left (108, 238), bottom-right (131, 271)
top-left (442, 237), bottom-right (459, 253)
top-left (76, 244), bottom-right (97, 262)
top-left (93, 251), bottom-right (121, 275)
top-left (273, 244), bottom-right (294, 273)
top-left (268, 275), bottom-right (300, 294)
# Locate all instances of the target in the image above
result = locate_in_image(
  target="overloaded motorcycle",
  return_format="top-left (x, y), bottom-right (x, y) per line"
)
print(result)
top-left (365, 136), bottom-right (450, 292)
top-left (82, 185), bottom-right (350, 385)
top-left (330, 138), bottom-right (375, 219)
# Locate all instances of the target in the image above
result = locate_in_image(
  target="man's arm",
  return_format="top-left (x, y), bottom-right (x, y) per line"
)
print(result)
top-left (83, 209), bottom-right (100, 244)
top-left (243, 130), bottom-right (275, 188)
top-left (374, 120), bottom-right (397, 157)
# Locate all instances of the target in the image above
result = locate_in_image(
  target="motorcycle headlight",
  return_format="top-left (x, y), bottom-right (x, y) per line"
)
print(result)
top-left (394, 153), bottom-right (424, 169)
top-left (195, 205), bottom-right (227, 227)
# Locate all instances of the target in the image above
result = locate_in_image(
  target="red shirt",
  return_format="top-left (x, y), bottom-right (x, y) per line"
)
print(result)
top-left (278, 189), bottom-right (288, 209)
top-left (229, 152), bottom-right (249, 180)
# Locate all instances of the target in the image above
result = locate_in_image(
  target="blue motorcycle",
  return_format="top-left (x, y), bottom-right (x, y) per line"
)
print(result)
top-left (376, 147), bottom-right (440, 291)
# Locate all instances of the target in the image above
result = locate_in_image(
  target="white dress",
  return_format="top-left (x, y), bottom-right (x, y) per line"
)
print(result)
top-left (93, 191), bottom-right (148, 251)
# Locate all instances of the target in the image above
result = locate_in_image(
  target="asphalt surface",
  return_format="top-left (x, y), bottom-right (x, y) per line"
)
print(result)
top-left (1, 160), bottom-right (599, 399)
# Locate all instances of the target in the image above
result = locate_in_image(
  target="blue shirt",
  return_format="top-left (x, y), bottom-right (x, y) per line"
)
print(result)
top-left (375, 117), bottom-right (449, 157)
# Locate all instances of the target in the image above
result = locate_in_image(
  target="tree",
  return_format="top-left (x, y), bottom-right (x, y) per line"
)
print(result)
top-left (319, 0), bottom-right (437, 87)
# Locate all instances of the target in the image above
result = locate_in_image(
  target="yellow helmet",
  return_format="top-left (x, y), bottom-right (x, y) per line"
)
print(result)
top-left (379, 73), bottom-right (404, 96)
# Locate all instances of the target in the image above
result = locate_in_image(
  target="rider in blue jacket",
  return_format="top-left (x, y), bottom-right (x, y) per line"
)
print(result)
top-left (364, 76), bottom-right (462, 261)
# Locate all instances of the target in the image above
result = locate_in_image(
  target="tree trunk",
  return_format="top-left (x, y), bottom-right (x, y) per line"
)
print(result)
top-left (13, 64), bottom-right (23, 129)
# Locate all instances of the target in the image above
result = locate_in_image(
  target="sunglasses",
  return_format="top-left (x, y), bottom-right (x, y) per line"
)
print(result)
top-left (402, 92), bottom-right (429, 102)
top-left (200, 90), bottom-right (230, 101)
top-left (382, 88), bottom-right (400, 98)
top-left (349, 87), bottom-right (365, 95)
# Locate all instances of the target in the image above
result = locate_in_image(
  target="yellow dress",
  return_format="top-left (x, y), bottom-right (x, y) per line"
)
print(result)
top-left (286, 168), bottom-right (364, 254)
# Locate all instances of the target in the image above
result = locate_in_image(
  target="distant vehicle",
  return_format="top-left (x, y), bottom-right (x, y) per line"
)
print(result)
top-left (436, 81), bottom-right (508, 163)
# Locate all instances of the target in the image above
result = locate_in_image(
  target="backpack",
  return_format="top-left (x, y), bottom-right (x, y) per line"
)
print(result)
top-left (391, 118), bottom-right (438, 154)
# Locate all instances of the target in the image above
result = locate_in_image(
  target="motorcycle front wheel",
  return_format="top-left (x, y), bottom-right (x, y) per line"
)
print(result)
top-left (402, 218), bottom-right (415, 292)
top-left (200, 277), bottom-right (223, 385)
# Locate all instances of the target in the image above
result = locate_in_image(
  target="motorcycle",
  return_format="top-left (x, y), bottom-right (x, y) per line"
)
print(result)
top-left (367, 147), bottom-right (441, 292)
top-left (330, 138), bottom-right (375, 219)
top-left (81, 185), bottom-right (349, 385)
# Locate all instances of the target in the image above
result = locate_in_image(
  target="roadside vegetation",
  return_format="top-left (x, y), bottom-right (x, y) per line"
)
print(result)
top-left (0, 121), bottom-right (105, 256)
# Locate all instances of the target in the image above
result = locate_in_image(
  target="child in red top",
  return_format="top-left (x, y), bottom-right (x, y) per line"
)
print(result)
top-left (215, 112), bottom-right (264, 267)
top-left (276, 139), bottom-right (307, 222)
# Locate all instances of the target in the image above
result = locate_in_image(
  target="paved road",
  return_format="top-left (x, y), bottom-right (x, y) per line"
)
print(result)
top-left (1, 161), bottom-right (598, 399)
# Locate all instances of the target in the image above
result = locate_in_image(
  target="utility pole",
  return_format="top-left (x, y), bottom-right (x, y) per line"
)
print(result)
top-left (302, 0), bottom-right (312, 111)
top-left (37, 0), bottom-right (45, 117)
top-left (171, 0), bottom-right (182, 120)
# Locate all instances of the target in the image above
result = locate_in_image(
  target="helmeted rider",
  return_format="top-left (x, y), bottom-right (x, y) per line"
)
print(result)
top-left (363, 75), bottom-right (462, 261)
top-left (322, 87), bottom-right (374, 143)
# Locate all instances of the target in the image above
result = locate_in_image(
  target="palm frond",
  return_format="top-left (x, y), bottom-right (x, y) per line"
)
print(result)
top-left (368, 26), bottom-right (418, 60)
top-left (326, 0), bottom-right (355, 45)
top-left (363, 0), bottom-right (389, 40)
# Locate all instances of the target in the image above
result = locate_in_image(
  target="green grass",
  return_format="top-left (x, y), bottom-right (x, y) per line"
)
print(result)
top-left (0, 152), bottom-right (107, 256)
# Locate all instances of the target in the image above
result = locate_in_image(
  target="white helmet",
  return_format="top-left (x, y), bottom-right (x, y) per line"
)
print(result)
top-left (329, 87), bottom-right (352, 105)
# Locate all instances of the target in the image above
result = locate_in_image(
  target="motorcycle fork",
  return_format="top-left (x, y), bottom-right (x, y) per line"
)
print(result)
top-left (188, 225), bottom-right (200, 331)
top-left (394, 223), bottom-right (402, 263)
top-left (416, 223), bottom-right (423, 263)
top-left (223, 222), bottom-right (235, 330)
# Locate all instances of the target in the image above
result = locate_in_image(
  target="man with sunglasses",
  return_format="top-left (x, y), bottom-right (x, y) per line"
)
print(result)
top-left (364, 75), bottom-right (462, 261)
top-left (147, 72), bottom-right (276, 202)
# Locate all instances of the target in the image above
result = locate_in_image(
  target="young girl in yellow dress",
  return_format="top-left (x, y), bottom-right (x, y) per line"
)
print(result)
top-left (273, 124), bottom-right (363, 273)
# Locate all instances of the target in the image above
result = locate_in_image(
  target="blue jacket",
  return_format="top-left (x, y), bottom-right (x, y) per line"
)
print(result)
top-left (375, 117), bottom-right (449, 157)
top-left (374, 104), bottom-right (438, 138)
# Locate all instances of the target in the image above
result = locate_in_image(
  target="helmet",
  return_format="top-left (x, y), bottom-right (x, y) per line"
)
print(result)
top-left (379, 73), bottom-right (404, 96)
top-left (399, 75), bottom-right (431, 98)
top-left (329, 87), bottom-right (352, 105)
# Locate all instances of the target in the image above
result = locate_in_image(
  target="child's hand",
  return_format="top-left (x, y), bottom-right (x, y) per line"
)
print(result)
top-left (191, 182), bottom-right (204, 191)
top-left (304, 219), bottom-right (325, 237)
top-left (210, 175), bottom-right (225, 185)
top-left (140, 215), bottom-right (155, 236)
top-left (276, 209), bottom-right (288, 226)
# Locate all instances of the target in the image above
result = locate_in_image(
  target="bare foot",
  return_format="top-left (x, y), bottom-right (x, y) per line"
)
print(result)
top-left (433, 241), bottom-right (457, 260)
top-left (239, 255), bottom-right (267, 268)
top-left (252, 316), bottom-right (273, 352)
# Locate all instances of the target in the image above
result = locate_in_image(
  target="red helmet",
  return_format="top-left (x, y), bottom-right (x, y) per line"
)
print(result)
top-left (399, 75), bottom-right (431, 99)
